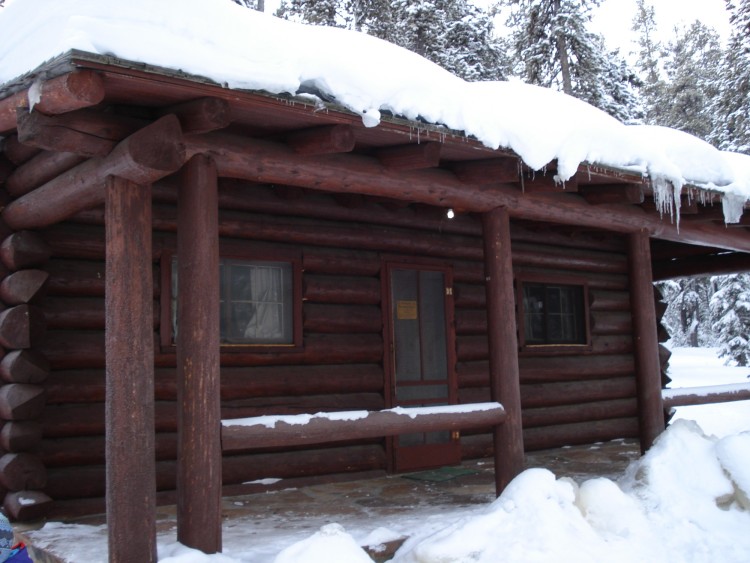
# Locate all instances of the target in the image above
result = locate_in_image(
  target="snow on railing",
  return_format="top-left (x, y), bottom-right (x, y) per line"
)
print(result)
top-left (662, 383), bottom-right (750, 409)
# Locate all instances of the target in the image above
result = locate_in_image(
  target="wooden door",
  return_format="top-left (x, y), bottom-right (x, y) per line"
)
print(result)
top-left (384, 263), bottom-right (460, 472)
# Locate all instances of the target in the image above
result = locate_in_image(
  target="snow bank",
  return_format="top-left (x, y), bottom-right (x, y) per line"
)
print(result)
top-left (1, 0), bottom-right (749, 214)
top-left (392, 420), bottom-right (750, 562)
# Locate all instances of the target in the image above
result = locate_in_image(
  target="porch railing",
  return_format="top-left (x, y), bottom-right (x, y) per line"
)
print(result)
top-left (662, 382), bottom-right (750, 409)
top-left (221, 402), bottom-right (505, 452)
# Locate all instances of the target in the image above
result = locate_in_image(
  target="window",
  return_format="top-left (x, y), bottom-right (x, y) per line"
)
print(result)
top-left (519, 279), bottom-right (588, 346)
top-left (165, 253), bottom-right (301, 348)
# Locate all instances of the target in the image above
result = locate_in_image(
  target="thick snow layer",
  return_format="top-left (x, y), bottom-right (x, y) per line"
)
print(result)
top-left (1, 0), bottom-right (749, 213)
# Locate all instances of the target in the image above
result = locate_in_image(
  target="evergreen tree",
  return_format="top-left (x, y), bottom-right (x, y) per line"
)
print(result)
top-left (278, 0), bottom-right (342, 26)
top-left (710, 274), bottom-right (750, 365)
top-left (712, 0), bottom-right (750, 153)
top-left (631, 0), bottom-right (665, 125)
top-left (502, 0), bottom-right (641, 121)
top-left (658, 277), bottom-right (716, 347)
top-left (659, 21), bottom-right (723, 140)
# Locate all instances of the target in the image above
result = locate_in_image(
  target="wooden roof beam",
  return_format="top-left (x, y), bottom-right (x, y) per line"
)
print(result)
top-left (286, 124), bottom-right (356, 155)
top-left (182, 131), bottom-right (750, 253)
top-left (579, 183), bottom-right (644, 205)
top-left (519, 172), bottom-right (578, 193)
top-left (0, 70), bottom-right (106, 135)
top-left (653, 252), bottom-right (750, 281)
top-left (3, 115), bottom-right (186, 230)
top-left (450, 157), bottom-right (519, 184)
top-left (376, 141), bottom-right (441, 170)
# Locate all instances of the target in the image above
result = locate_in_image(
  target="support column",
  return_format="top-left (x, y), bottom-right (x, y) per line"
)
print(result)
top-left (628, 230), bottom-right (665, 452)
top-left (176, 154), bottom-right (222, 553)
top-left (105, 175), bottom-right (156, 563)
top-left (481, 207), bottom-right (524, 495)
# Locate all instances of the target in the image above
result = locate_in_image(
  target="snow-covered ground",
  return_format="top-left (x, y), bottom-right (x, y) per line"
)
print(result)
top-left (25, 347), bottom-right (750, 562)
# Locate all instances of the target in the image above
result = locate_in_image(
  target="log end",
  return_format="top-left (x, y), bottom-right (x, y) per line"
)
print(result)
top-left (3, 490), bottom-right (52, 521)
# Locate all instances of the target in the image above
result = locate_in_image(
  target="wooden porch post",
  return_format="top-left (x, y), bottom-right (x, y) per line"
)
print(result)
top-left (105, 176), bottom-right (156, 563)
top-left (176, 154), bottom-right (222, 552)
top-left (628, 230), bottom-right (665, 452)
top-left (481, 206), bottom-right (524, 494)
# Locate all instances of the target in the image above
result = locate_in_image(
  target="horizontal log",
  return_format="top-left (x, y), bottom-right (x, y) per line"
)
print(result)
top-left (521, 378), bottom-right (637, 408)
top-left (455, 309), bottom-right (487, 335)
top-left (519, 354), bottom-right (634, 382)
top-left (42, 296), bottom-right (159, 330)
top-left (3, 490), bottom-right (52, 522)
top-left (1, 136), bottom-right (40, 165)
top-left (46, 363), bottom-right (383, 405)
top-left (0, 350), bottom-right (49, 384)
top-left (662, 383), bottom-right (750, 408)
top-left (516, 267), bottom-right (628, 291)
top-left (0, 269), bottom-right (49, 305)
top-left (39, 432), bottom-right (177, 468)
top-left (3, 115), bottom-right (186, 230)
top-left (454, 283), bottom-right (486, 308)
top-left (1, 231), bottom-right (51, 271)
top-left (221, 392), bottom-right (385, 420)
top-left (6, 151), bottom-right (87, 198)
top-left (377, 142), bottom-right (441, 170)
top-left (184, 131), bottom-right (750, 252)
top-left (590, 311), bottom-right (632, 335)
top-left (303, 303), bottom-right (382, 333)
top-left (653, 252), bottom-right (750, 281)
top-left (159, 97), bottom-right (231, 134)
top-left (304, 275), bottom-right (381, 305)
top-left (0, 71), bottom-right (106, 134)
top-left (451, 157), bottom-right (519, 185)
top-left (0, 155), bottom-right (13, 185)
top-left (512, 242), bottom-right (627, 274)
top-left (579, 183), bottom-right (644, 205)
top-left (222, 403), bottom-right (505, 451)
top-left (302, 248), bottom-right (381, 276)
top-left (45, 259), bottom-right (107, 296)
top-left (0, 421), bottom-right (43, 452)
top-left (522, 398), bottom-right (638, 428)
top-left (589, 289), bottom-right (630, 311)
top-left (286, 125), bottom-right (356, 155)
top-left (0, 453), bottom-right (46, 490)
top-left (510, 223), bottom-right (626, 253)
top-left (44, 443), bottom-right (385, 499)
top-left (0, 384), bottom-right (46, 421)
top-left (0, 305), bottom-right (46, 349)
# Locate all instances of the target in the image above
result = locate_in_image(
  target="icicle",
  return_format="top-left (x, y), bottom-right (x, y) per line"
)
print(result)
top-left (652, 176), bottom-right (682, 230)
top-left (27, 79), bottom-right (43, 112)
top-left (721, 193), bottom-right (746, 224)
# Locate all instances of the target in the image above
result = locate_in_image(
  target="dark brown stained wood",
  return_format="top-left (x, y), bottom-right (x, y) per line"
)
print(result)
top-left (3, 115), bottom-right (186, 231)
top-left (45, 259), bottom-right (108, 297)
top-left (522, 398), bottom-right (638, 428)
top-left (104, 175), bottom-right (157, 563)
top-left (0, 71), bottom-right (106, 134)
top-left (579, 183), bottom-right (645, 205)
top-left (1, 231), bottom-right (52, 271)
top-left (1, 135), bottom-right (40, 165)
top-left (454, 283), bottom-right (486, 308)
top-left (520, 172), bottom-right (578, 193)
top-left (16, 109), bottom-right (129, 157)
top-left (0, 421), bottom-right (43, 451)
top-left (658, 343), bottom-right (672, 370)
top-left (0, 305), bottom-right (46, 349)
top-left (652, 252), bottom-right (750, 281)
top-left (302, 249), bottom-right (380, 276)
top-left (458, 333), bottom-right (634, 362)
top-left (376, 141), bottom-right (442, 170)
top-left (3, 490), bottom-right (52, 521)
top-left (42, 331), bottom-right (383, 370)
top-left (590, 311), bottom-right (632, 335)
top-left (520, 378), bottom-right (637, 408)
top-left (512, 242), bottom-right (628, 273)
top-left (482, 207), bottom-right (524, 494)
top-left (523, 417), bottom-right (640, 451)
top-left (6, 151), bottom-right (87, 198)
top-left (45, 364), bottom-right (383, 405)
top-left (286, 125), bottom-right (356, 155)
top-left (42, 296), bottom-right (159, 330)
top-left (455, 309), bottom-right (488, 334)
top-left (175, 154), bottom-right (222, 554)
top-left (0, 350), bottom-right (50, 384)
top-left (0, 155), bottom-right (13, 185)
top-left (589, 289), bottom-right (631, 311)
top-left (159, 97), bottom-right (231, 134)
top-left (458, 354), bottom-right (635, 388)
top-left (0, 269), bottom-right (49, 305)
top-left (222, 404), bottom-right (506, 451)
top-left (450, 157), bottom-right (519, 185)
top-left (516, 266), bottom-right (628, 291)
top-left (304, 275), bottom-right (381, 304)
top-left (184, 132), bottom-right (750, 252)
top-left (680, 206), bottom-right (726, 222)
top-left (303, 303), bottom-right (382, 333)
top-left (333, 193), bottom-right (366, 209)
top-left (0, 452), bottom-right (46, 490)
top-left (0, 384), bottom-right (46, 420)
top-left (628, 231), bottom-right (665, 452)
top-left (40, 432), bottom-right (178, 468)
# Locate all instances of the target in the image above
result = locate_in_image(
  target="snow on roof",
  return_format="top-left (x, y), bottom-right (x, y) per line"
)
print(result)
top-left (1, 0), bottom-right (749, 212)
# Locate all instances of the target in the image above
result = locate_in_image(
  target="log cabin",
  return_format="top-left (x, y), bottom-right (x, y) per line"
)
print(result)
top-left (0, 1), bottom-right (749, 560)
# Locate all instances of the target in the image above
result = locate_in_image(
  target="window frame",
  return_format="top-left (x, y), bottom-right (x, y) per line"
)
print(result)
top-left (160, 247), bottom-right (303, 352)
top-left (516, 273), bottom-right (591, 352)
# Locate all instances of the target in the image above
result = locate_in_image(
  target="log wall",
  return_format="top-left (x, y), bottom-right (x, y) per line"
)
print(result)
top-left (21, 179), bottom-right (638, 517)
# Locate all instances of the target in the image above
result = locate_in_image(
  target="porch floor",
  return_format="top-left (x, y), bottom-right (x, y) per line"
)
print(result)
top-left (17, 439), bottom-right (640, 562)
